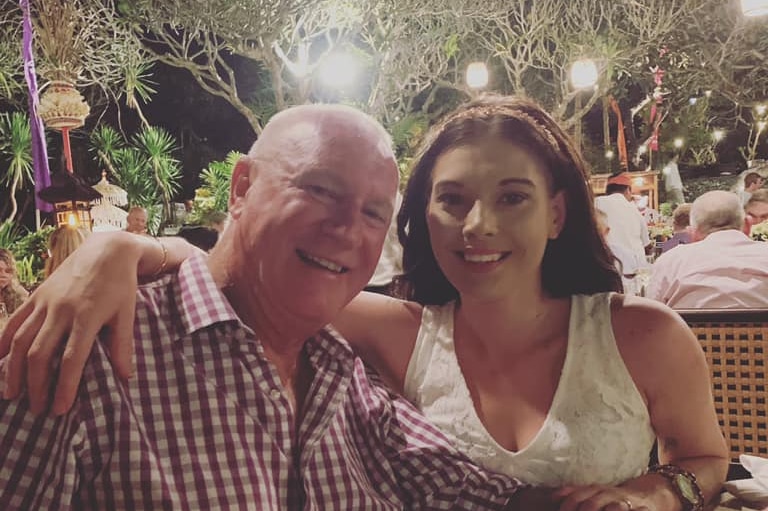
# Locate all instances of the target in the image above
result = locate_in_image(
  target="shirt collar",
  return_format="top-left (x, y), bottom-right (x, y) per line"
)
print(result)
top-left (172, 252), bottom-right (242, 336)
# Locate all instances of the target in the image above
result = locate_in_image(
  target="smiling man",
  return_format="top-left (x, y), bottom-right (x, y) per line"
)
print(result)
top-left (0, 104), bottom-right (534, 510)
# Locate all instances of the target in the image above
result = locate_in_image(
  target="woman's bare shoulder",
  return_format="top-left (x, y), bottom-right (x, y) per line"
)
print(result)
top-left (333, 292), bottom-right (423, 391)
top-left (608, 293), bottom-right (706, 395)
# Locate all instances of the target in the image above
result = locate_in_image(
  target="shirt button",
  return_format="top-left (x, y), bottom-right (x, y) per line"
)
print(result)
top-left (269, 389), bottom-right (281, 400)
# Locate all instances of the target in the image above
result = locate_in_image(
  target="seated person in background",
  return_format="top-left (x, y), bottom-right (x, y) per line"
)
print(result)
top-left (124, 205), bottom-right (149, 235)
top-left (647, 190), bottom-right (768, 308)
top-left (0, 104), bottom-right (537, 510)
top-left (44, 225), bottom-right (88, 278)
top-left (659, 203), bottom-right (692, 254)
top-left (2, 96), bottom-right (728, 511)
top-left (0, 249), bottom-right (28, 314)
top-left (737, 171), bottom-right (764, 206)
top-left (176, 224), bottom-right (219, 252)
top-left (744, 189), bottom-right (768, 234)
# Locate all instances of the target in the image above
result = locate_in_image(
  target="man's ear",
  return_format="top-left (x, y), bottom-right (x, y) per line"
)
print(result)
top-left (228, 159), bottom-right (254, 219)
top-left (548, 190), bottom-right (567, 240)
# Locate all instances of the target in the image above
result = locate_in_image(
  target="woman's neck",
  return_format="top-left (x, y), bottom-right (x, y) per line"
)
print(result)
top-left (456, 291), bottom-right (570, 356)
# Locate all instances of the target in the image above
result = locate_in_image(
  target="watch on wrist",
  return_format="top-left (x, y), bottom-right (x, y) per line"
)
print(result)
top-left (648, 464), bottom-right (704, 511)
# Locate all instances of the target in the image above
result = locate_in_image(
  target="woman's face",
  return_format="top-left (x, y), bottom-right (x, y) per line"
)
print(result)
top-left (426, 137), bottom-right (565, 301)
top-left (0, 260), bottom-right (13, 289)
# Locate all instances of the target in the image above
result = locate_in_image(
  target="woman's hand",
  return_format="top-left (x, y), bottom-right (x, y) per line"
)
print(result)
top-left (0, 232), bottom-right (194, 415)
top-left (555, 485), bottom-right (651, 511)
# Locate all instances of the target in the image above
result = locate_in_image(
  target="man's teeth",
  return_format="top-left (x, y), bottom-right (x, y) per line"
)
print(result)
top-left (463, 253), bottom-right (503, 263)
top-left (303, 252), bottom-right (345, 273)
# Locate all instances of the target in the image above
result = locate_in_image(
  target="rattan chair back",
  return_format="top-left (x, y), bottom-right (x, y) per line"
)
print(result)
top-left (677, 309), bottom-right (768, 461)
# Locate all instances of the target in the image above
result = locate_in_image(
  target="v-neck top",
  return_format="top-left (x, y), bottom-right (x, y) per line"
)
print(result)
top-left (403, 292), bottom-right (654, 486)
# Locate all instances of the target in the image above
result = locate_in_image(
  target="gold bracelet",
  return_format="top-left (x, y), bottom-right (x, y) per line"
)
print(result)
top-left (152, 237), bottom-right (169, 277)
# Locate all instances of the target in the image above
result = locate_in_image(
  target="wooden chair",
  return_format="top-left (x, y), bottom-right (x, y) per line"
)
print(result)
top-left (677, 309), bottom-right (768, 462)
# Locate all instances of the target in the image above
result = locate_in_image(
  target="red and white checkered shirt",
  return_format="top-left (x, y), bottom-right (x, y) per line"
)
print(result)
top-left (0, 254), bottom-right (521, 510)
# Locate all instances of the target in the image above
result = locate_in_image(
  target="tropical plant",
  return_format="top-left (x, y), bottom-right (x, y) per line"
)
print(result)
top-left (0, 112), bottom-right (34, 222)
top-left (0, 219), bottom-right (23, 249)
top-left (188, 151), bottom-right (240, 225)
top-left (9, 225), bottom-right (55, 288)
top-left (90, 125), bottom-right (182, 234)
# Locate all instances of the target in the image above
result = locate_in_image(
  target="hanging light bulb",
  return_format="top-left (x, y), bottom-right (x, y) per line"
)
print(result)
top-left (741, 0), bottom-right (768, 17)
top-left (570, 59), bottom-right (598, 89)
top-left (465, 62), bottom-right (489, 89)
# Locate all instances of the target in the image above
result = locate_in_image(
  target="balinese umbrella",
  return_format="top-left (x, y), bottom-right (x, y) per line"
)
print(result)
top-left (91, 171), bottom-right (128, 207)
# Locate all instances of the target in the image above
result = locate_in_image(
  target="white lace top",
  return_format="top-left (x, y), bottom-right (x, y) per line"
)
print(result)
top-left (403, 292), bottom-right (655, 486)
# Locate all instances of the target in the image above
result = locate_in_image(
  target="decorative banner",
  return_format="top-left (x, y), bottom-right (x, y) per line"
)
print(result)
top-left (20, 0), bottom-right (52, 212)
top-left (609, 97), bottom-right (628, 171)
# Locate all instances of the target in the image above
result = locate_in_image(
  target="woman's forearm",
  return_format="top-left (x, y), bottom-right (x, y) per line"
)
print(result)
top-left (620, 455), bottom-right (728, 510)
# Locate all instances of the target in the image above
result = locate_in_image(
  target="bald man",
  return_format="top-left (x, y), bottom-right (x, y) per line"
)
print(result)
top-left (125, 206), bottom-right (148, 235)
top-left (647, 190), bottom-right (768, 308)
top-left (0, 105), bottom-right (535, 509)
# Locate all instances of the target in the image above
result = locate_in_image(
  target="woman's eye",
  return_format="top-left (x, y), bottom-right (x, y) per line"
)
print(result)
top-left (435, 193), bottom-right (464, 206)
top-left (500, 193), bottom-right (526, 205)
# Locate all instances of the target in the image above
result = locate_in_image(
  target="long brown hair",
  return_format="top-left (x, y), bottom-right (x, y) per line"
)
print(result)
top-left (396, 95), bottom-right (621, 305)
top-left (0, 248), bottom-right (28, 313)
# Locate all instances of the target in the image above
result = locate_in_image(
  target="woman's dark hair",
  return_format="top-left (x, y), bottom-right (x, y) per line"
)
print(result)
top-left (395, 95), bottom-right (622, 305)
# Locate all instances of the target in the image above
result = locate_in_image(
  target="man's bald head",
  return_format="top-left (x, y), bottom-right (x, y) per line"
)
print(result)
top-left (248, 104), bottom-right (394, 170)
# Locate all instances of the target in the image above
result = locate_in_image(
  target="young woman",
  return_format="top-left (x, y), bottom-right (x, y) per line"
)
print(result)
top-left (2, 96), bottom-right (727, 510)
top-left (0, 248), bottom-right (29, 314)
top-left (44, 225), bottom-right (89, 278)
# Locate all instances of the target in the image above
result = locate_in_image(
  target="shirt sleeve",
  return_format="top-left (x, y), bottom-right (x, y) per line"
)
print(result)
top-left (646, 256), bottom-right (671, 303)
top-left (0, 368), bottom-right (82, 510)
top-left (372, 381), bottom-right (523, 509)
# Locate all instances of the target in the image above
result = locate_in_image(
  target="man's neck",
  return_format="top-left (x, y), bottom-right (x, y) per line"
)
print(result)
top-left (207, 240), bottom-right (319, 414)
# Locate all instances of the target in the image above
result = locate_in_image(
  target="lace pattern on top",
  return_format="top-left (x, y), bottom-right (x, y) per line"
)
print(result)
top-left (403, 292), bottom-right (654, 486)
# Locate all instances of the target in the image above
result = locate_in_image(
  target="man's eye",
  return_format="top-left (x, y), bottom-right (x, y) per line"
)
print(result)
top-left (363, 208), bottom-right (387, 224)
top-left (305, 184), bottom-right (337, 200)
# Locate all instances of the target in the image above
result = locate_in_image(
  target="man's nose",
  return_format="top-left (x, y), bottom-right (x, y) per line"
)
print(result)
top-left (322, 201), bottom-right (364, 245)
top-left (462, 201), bottom-right (498, 239)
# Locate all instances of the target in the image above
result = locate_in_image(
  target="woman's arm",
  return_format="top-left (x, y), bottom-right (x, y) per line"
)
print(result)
top-left (557, 295), bottom-right (728, 511)
top-left (0, 231), bottom-right (195, 415)
top-left (332, 291), bottom-right (422, 393)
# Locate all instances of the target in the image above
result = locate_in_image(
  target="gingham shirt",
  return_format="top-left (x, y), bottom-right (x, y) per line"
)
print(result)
top-left (0, 254), bottom-right (521, 510)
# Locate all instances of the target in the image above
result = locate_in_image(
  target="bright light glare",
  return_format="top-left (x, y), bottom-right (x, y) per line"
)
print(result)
top-left (570, 59), bottom-right (598, 89)
top-left (758, 121), bottom-right (767, 131)
top-left (688, 97), bottom-right (698, 106)
top-left (673, 138), bottom-right (684, 148)
top-left (638, 145), bottom-right (648, 155)
top-left (466, 62), bottom-right (489, 89)
top-left (605, 150), bottom-right (614, 160)
top-left (713, 130), bottom-right (725, 142)
top-left (741, 0), bottom-right (768, 17)
top-left (67, 213), bottom-right (78, 227)
top-left (318, 52), bottom-right (360, 90)
top-left (756, 104), bottom-right (767, 116)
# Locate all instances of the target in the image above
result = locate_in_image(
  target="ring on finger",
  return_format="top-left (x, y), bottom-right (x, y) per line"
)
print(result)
top-left (622, 498), bottom-right (633, 510)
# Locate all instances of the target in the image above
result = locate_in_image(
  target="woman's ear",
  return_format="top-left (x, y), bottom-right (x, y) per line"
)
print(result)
top-left (548, 190), bottom-right (567, 240)
top-left (228, 159), bottom-right (255, 219)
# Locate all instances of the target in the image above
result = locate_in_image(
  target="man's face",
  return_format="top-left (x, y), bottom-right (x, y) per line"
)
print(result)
top-left (746, 201), bottom-right (768, 227)
top-left (126, 210), bottom-right (148, 234)
top-left (228, 115), bottom-right (398, 326)
top-left (748, 177), bottom-right (765, 192)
